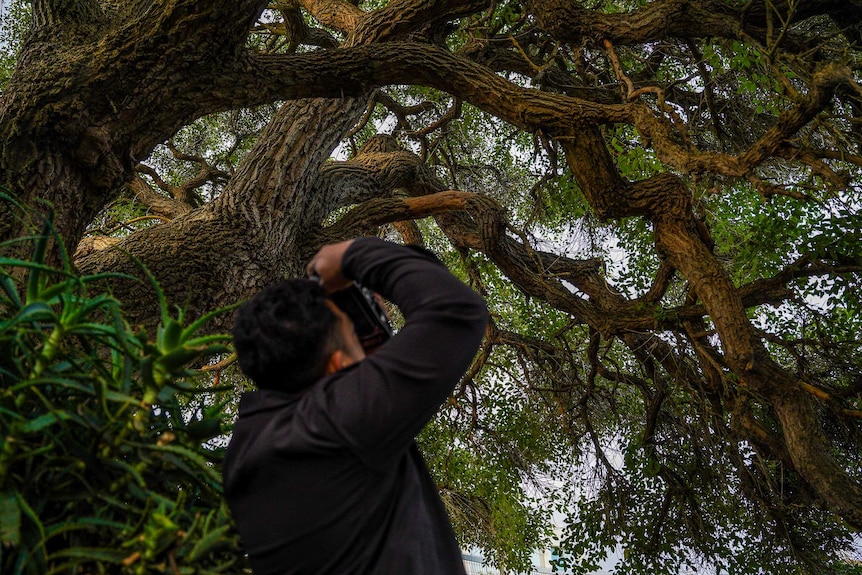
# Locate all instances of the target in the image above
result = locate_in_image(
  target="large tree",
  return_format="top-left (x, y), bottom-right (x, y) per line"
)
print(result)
top-left (2, 0), bottom-right (862, 572)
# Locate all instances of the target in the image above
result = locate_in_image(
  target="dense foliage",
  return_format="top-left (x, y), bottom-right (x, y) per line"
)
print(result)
top-left (0, 198), bottom-right (241, 574)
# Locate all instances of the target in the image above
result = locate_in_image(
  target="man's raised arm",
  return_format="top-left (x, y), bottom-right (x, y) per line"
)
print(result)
top-left (305, 237), bottom-right (489, 467)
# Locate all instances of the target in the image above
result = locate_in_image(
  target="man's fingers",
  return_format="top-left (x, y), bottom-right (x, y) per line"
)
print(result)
top-left (306, 259), bottom-right (319, 279)
top-left (306, 239), bottom-right (356, 292)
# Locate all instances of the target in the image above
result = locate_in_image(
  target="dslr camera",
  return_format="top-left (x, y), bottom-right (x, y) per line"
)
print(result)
top-left (317, 280), bottom-right (392, 354)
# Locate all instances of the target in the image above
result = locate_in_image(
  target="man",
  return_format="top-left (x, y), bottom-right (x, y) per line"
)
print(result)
top-left (223, 237), bottom-right (489, 574)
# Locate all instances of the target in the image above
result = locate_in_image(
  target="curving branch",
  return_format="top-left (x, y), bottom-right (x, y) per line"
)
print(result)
top-left (298, 0), bottom-right (364, 35)
top-left (127, 175), bottom-right (193, 220)
top-left (410, 98), bottom-right (462, 137)
top-left (227, 42), bottom-right (854, 191)
top-left (321, 191), bottom-right (660, 334)
top-left (345, 90), bottom-right (438, 138)
top-left (276, 0), bottom-right (339, 51)
top-left (225, 42), bottom-right (629, 130)
top-left (526, 0), bottom-right (838, 49)
top-left (630, 63), bottom-right (853, 180)
top-left (312, 147), bottom-right (446, 211)
top-left (162, 143), bottom-right (231, 205)
top-left (356, 0), bottom-right (490, 42)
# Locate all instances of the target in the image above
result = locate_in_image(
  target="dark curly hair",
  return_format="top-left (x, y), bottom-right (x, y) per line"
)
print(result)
top-left (232, 279), bottom-right (338, 392)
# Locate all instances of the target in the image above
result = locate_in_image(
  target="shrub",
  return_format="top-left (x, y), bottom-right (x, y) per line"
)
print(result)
top-left (0, 205), bottom-right (245, 574)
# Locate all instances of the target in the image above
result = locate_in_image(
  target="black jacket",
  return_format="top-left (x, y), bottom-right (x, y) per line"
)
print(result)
top-left (223, 238), bottom-right (489, 574)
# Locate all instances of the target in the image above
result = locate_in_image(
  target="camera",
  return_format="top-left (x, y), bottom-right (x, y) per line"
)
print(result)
top-left (324, 282), bottom-right (393, 354)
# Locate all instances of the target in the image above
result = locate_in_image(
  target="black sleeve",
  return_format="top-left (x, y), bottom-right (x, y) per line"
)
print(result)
top-left (300, 237), bottom-right (489, 469)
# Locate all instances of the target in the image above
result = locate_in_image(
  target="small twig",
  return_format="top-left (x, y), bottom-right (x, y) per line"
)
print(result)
top-left (766, 0), bottom-right (796, 61)
top-left (135, 163), bottom-right (173, 196)
top-left (346, 98), bottom-right (379, 139)
top-left (410, 98), bottom-right (462, 137)
top-left (510, 34), bottom-right (560, 77)
top-left (105, 215), bottom-right (166, 235)
top-left (603, 38), bottom-right (635, 99)
top-left (200, 353), bottom-right (237, 373)
top-left (747, 174), bottom-right (813, 201)
top-left (798, 380), bottom-right (831, 401)
top-left (685, 39), bottom-right (725, 142)
top-left (168, 551), bottom-right (181, 575)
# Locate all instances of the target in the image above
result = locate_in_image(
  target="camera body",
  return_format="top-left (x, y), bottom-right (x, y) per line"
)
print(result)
top-left (326, 283), bottom-right (392, 354)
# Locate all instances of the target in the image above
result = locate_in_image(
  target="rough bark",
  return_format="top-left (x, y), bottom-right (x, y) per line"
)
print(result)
top-left (76, 0), bottom-right (490, 325)
top-left (0, 0), bottom-right (272, 248)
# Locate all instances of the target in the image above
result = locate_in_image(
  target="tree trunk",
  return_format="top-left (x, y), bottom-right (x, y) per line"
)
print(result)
top-left (0, 0), bottom-right (271, 250)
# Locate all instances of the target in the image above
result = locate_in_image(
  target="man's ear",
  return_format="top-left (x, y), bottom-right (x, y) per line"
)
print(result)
top-left (325, 350), bottom-right (346, 375)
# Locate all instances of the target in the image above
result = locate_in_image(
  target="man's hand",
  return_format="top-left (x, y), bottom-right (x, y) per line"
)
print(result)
top-left (306, 239), bottom-right (355, 293)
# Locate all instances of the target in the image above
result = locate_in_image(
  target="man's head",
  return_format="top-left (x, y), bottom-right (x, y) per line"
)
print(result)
top-left (232, 279), bottom-right (365, 392)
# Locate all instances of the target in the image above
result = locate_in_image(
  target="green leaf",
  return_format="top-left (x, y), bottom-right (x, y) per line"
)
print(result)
top-left (48, 547), bottom-right (129, 563)
top-left (102, 389), bottom-right (139, 405)
top-left (0, 273), bottom-right (21, 308)
top-left (8, 301), bottom-right (54, 325)
top-left (15, 492), bottom-right (45, 547)
top-left (179, 302), bottom-right (240, 343)
top-left (157, 346), bottom-right (205, 371)
top-left (0, 491), bottom-right (20, 545)
top-left (141, 444), bottom-right (223, 487)
top-left (184, 417), bottom-right (223, 442)
top-left (26, 217), bottom-right (55, 302)
top-left (20, 412), bottom-right (69, 434)
top-left (185, 524), bottom-right (233, 563)
top-left (159, 317), bottom-right (184, 351)
top-left (103, 458), bottom-right (147, 489)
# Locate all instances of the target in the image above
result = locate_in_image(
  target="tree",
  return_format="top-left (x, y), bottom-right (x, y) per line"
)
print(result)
top-left (1, 0), bottom-right (862, 572)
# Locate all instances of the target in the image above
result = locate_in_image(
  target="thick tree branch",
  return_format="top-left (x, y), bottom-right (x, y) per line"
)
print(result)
top-left (298, 0), bottom-right (364, 35)
top-left (237, 42), bottom-right (849, 186)
top-left (355, 0), bottom-right (490, 42)
top-left (527, 0), bottom-right (837, 49)
top-left (322, 191), bottom-right (659, 335)
top-left (127, 175), bottom-right (193, 220)
top-left (213, 97), bottom-right (371, 241)
top-left (222, 43), bottom-right (630, 130)
top-left (278, 1), bottom-right (338, 51)
top-left (313, 149), bottom-right (446, 212)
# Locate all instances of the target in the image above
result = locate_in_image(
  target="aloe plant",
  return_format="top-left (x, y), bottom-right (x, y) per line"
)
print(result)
top-left (0, 199), bottom-right (245, 574)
